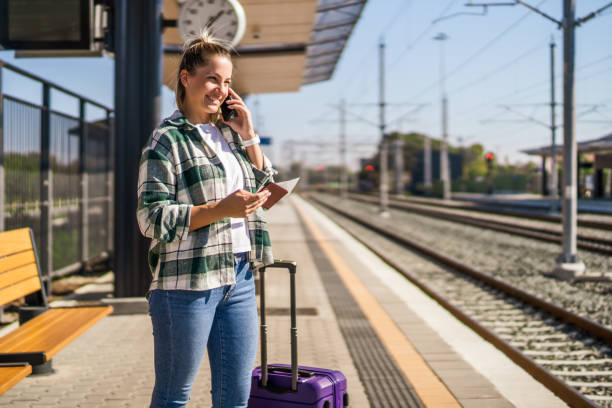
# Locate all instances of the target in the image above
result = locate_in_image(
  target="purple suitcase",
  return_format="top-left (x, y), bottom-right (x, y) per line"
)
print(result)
top-left (248, 261), bottom-right (349, 408)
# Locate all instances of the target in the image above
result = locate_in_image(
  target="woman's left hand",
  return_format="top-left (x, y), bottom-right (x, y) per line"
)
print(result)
top-left (221, 88), bottom-right (256, 140)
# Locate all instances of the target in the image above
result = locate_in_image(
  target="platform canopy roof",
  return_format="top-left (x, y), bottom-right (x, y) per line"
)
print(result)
top-left (522, 132), bottom-right (612, 157)
top-left (162, 0), bottom-right (367, 95)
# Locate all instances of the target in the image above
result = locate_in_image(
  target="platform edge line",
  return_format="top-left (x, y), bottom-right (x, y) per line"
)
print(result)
top-left (292, 198), bottom-right (461, 408)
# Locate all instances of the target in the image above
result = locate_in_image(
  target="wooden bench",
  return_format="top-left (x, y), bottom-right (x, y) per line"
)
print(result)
top-left (0, 227), bottom-right (113, 394)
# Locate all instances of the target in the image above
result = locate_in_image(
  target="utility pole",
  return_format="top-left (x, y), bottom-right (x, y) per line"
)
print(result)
top-left (394, 137), bottom-right (404, 194)
top-left (549, 36), bottom-right (558, 206)
top-left (424, 135), bottom-right (432, 191)
top-left (300, 151), bottom-right (309, 190)
top-left (340, 98), bottom-right (348, 199)
top-left (434, 32), bottom-right (451, 201)
top-left (379, 38), bottom-right (389, 216)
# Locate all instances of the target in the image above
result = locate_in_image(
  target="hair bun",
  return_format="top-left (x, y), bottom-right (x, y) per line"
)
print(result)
top-left (183, 28), bottom-right (234, 53)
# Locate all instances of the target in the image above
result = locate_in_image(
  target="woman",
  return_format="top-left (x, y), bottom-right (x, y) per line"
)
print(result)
top-left (136, 31), bottom-right (275, 407)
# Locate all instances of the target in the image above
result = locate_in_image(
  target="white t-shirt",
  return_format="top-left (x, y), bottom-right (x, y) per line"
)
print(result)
top-left (196, 123), bottom-right (251, 254)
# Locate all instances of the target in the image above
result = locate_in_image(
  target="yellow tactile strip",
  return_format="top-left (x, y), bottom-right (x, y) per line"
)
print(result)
top-left (295, 203), bottom-right (461, 408)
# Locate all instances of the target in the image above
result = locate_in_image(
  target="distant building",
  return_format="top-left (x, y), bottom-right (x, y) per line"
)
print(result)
top-left (409, 150), bottom-right (463, 192)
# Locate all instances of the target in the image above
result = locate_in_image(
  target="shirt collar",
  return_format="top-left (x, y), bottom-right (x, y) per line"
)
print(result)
top-left (163, 110), bottom-right (192, 128)
top-left (164, 110), bottom-right (237, 147)
top-left (164, 110), bottom-right (229, 130)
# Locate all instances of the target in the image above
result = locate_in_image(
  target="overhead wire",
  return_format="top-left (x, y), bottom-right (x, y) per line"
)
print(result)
top-left (388, 0), bottom-right (457, 70)
top-left (445, 1), bottom-right (609, 150)
top-left (454, 34), bottom-right (612, 119)
top-left (380, 0), bottom-right (414, 37)
top-left (336, 0), bottom-right (413, 102)
top-left (448, 42), bottom-right (545, 95)
top-left (343, 0), bottom-right (456, 104)
top-left (488, 63), bottom-right (612, 108)
top-left (307, 1), bottom-right (415, 148)
top-left (315, 0), bottom-right (610, 156)
top-left (456, 51), bottom-right (612, 117)
top-left (406, 0), bottom-right (549, 103)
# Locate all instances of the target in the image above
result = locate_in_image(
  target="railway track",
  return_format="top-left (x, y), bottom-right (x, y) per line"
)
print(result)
top-left (352, 192), bottom-right (612, 232)
top-left (348, 193), bottom-right (612, 257)
top-left (308, 194), bottom-right (612, 408)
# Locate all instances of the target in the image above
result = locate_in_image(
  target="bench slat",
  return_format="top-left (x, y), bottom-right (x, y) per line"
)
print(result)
top-left (0, 307), bottom-right (80, 350)
top-left (0, 277), bottom-right (42, 306)
top-left (0, 264), bottom-right (39, 293)
top-left (0, 229), bottom-right (32, 257)
top-left (0, 307), bottom-right (113, 360)
top-left (0, 365), bottom-right (32, 396)
top-left (0, 250), bottom-right (36, 275)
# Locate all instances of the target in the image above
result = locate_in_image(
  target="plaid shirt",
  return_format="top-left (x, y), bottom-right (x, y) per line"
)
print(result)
top-left (137, 110), bottom-right (275, 293)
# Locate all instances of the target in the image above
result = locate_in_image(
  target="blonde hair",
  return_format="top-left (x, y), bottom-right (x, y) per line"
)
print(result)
top-left (175, 30), bottom-right (234, 122)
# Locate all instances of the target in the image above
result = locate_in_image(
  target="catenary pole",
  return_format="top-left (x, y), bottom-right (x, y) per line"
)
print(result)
top-left (300, 151), bottom-right (309, 190)
top-left (549, 35), bottom-right (558, 205)
top-left (434, 33), bottom-right (450, 200)
top-left (379, 38), bottom-right (389, 215)
top-left (424, 135), bottom-right (431, 190)
top-left (463, 0), bottom-right (599, 279)
top-left (557, 0), bottom-right (584, 276)
top-left (394, 137), bottom-right (404, 194)
top-left (340, 98), bottom-right (348, 199)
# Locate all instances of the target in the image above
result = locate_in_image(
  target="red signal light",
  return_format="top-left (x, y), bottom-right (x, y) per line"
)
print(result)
top-left (315, 165), bottom-right (325, 171)
top-left (485, 153), bottom-right (494, 160)
top-left (364, 164), bottom-right (375, 171)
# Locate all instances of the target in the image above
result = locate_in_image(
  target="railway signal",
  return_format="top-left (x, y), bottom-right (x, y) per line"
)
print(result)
top-left (485, 152), bottom-right (495, 171)
top-left (485, 152), bottom-right (495, 195)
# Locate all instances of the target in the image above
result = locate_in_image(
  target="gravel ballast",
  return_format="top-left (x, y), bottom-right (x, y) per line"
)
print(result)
top-left (313, 193), bottom-right (612, 328)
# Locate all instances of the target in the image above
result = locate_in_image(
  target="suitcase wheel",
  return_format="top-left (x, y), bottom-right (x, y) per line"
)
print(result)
top-left (343, 392), bottom-right (349, 406)
top-left (323, 401), bottom-right (330, 408)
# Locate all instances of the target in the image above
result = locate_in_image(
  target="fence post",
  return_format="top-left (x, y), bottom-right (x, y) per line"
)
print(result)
top-left (0, 62), bottom-right (4, 232)
top-left (106, 110), bottom-right (113, 257)
top-left (78, 100), bottom-right (89, 271)
top-left (40, 84), bottom-right (52, 296)
top-left (0, 63), bottom-right (3, 323)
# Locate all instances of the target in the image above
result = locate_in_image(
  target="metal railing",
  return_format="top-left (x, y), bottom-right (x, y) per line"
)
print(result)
top-left (0, 60), bottom-right (114, 295)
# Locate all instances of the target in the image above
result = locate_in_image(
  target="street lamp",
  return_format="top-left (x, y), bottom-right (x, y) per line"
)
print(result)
top-left (433, 32), bottom-right (451, 201)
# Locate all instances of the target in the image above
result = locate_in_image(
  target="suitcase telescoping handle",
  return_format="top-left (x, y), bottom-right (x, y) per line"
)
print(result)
top-left (259, 260), bottom-right (298, 392)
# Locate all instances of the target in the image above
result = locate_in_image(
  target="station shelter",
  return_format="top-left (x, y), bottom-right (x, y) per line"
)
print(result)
top-left (523, 132), bottom-right (612, 199)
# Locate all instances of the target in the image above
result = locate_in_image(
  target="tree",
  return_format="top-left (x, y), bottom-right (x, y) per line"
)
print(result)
top-left (462, 143), bottom-right (487, 180)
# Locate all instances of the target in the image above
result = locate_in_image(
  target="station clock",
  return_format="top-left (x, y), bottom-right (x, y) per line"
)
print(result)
top-left (177, 0), bottom-right (246, 47)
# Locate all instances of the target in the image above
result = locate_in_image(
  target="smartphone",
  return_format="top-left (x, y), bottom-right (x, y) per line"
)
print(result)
top-left (221, 94), bottom-right (237, 122)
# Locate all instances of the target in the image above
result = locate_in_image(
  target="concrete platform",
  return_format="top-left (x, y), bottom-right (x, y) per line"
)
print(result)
top-left (0, 195), bottom-right (568, 407)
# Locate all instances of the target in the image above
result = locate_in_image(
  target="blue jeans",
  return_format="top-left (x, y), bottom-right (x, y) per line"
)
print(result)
top-left (148, 253), bottom-right (258, 408)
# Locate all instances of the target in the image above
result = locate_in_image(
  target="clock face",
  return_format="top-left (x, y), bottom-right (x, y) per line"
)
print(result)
top-left (178, 0), bottom-right (246, 47)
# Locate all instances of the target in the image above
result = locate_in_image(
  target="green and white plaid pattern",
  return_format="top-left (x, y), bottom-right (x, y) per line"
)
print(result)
top-left (137, 110), bottom-right (275, 293)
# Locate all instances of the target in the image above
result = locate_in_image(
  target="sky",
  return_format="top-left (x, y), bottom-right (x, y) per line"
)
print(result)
top-left (1, 0), bottom-right (611, 171)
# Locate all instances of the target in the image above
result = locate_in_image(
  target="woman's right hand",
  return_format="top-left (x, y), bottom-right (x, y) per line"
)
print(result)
top-left (218, 189), bottom-right (271, 218)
